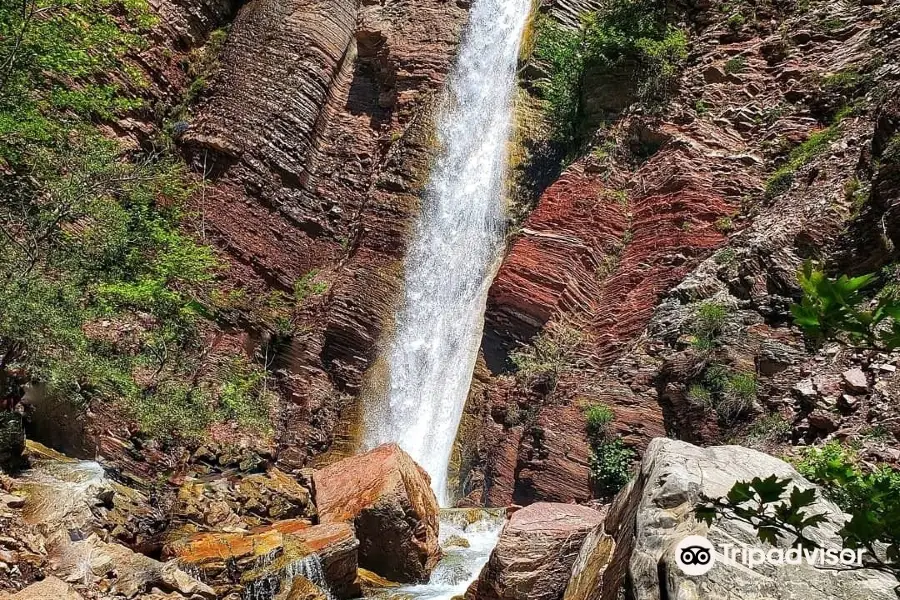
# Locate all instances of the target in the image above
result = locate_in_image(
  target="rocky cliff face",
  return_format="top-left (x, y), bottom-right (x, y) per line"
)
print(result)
top-left (457, 0), bottom-right (900, 507)
top-left (39, 0), bottom-right (472, 479)
top-left (5, 0), bottom-right (900, 597)
top-left (179, 0), bottom-right (470, 471)
top-left (14, 0), bottom-right (896, 515)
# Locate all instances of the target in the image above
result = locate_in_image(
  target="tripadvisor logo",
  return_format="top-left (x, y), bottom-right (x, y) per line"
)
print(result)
top-left (673, 534), bottom-right (866, 576)
top-left (675, 535), bottom-right (716, 575)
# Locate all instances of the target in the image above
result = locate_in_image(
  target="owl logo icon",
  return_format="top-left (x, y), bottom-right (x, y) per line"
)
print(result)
top-left (675, 535), bottom-right (716, 575)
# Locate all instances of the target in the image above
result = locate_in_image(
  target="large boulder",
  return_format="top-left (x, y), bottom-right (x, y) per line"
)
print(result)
top-left (562, 526), bottom-right (617, 600)
top-left (165, 519), bottom-right (359, 599)
top-left (313, 443), bottom-right (441, 583)
top-left (465, 502), bottom-right (604, 600)
top-left (594, 438), bottom-right (898, 600)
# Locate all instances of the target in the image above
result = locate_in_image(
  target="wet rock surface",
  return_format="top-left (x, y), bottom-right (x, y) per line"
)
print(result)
top-left (167, 520), bottom-right (359, 599)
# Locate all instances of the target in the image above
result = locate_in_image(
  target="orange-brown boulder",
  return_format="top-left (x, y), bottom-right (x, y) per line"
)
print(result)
top-left (165, 519), bottom-right (359, 598)
top-left (313, 443), bottom-right (440, 583)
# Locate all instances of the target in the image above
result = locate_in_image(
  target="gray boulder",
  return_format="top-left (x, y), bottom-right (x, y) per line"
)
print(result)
top-left (570, 438), bottom-right (897, 600)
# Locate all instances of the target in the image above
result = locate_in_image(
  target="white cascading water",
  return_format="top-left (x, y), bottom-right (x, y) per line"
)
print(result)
top-left (394, 509), bottom-right (506, 600)
top-left (362, 0), bottom-right (532, 505)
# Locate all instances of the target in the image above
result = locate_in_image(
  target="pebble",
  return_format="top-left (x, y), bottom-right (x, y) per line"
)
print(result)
top-left (839, 394), bottom-right (859, 411)
top-left (842, 367), bottom-right (869, 394)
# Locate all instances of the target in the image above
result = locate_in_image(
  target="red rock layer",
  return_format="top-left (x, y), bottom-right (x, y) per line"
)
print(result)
top-left (173, 0), bottom-right (469, 468)
top-left (488, 164), bottom-right (628, 344)
top-left (470, 115), bottom-right (756, 505)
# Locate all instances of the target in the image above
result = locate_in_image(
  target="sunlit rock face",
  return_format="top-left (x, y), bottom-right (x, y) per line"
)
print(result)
top-left (314, 443), bottom-right (441, 583)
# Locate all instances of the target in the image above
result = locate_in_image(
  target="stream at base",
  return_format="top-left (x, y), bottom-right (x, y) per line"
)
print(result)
top-left (365, 509), bottom-right (505, 600)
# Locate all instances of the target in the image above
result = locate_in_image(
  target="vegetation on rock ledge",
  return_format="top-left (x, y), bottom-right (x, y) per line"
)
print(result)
top-left (531, 0), bottom-right (688, 146)
top-left (0, 0), bottom-right (272, 443)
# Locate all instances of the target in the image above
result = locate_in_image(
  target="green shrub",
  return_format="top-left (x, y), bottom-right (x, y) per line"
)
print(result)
top-left (532, 15), bottom-right (585, 144)
top-left (687, 384), bottom-right (713, 409)
top-left (582, 0), bottom-right (688, 101)
top-left (724, 56), bottom-right (746, 74)
top-left (718, 371), bottom-right (758, 421)
top-left (531, 0), bottom-right (688, 143)
top-left (791, 441), bottom-right (900, 576)
top-left (0, 0), bottom-right (272, 443)
top-left (714, 217), bottom-right (734, 232)
top-left (589, 438), bottom-right (635, 496)
top-left (170, 26), bottom-right (229, 121)
top-left (741, 413), bottom-right (791, 447)
top-left (582, 399), bottom-right (634, 496)
top-left (689, 301), bottom-right (729, 350)
top-left (584, 403), bottom-right (615, 439)
top-left (703, 363), bottom-right (731, 391)
top-left (884, 133), bottom-right (900, 163)
top-left (832, 101), bottom-right (865, 124)
top-left (713, 248), bottom-right (737, 266)
top-left (294, 270), bottom-right (328, 302)
top-left (790, 261), bottom-right (900, 349)
top-left (843, 176), bottom-right (867, 215)
top-left (765, 169), bottom-right (795, 198)
top-left (511, 321), bottom-right (586, 387)
top-left (818, 17), bottom-right (845, 33)
top-left (727, 12), bottom-right (746, 31)
top-left (688, 366), bottom-right (757, 423)
top-left (128, 356), bottom-right (274, 440)
top-left (765, 126), bottom-right (838, 198)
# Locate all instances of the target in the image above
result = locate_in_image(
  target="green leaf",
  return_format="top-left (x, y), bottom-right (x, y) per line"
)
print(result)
top-left (789, 486), bottom-right (817, 510)
top-left (799, 513), bottom-right (829, 529)
top-left (841, 273), bottom-right (877, 294)
top-left (695, 504), bottom-right (718, 526)
top-left (752, 475), bottom-right (790, 504)
top-left (757, 525), bottom-right (780, 546)
top-left (727, 480), bottom-right (755, 504)
top-left (790, 304), bottom-right (821, 328)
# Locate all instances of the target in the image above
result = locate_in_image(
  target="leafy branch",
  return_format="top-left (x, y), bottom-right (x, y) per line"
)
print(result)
top-left (790, 260), bottom-right (900, 349)
top-left (696, 473), bottom-right (900, 582)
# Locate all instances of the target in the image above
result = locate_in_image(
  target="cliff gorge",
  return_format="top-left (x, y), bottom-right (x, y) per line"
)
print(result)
top-left (2, 0), bottom-right (900, 597)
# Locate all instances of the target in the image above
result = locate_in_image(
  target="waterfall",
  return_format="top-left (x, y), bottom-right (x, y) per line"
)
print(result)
top-left (391, 509), bottom-right (506, 600)
top-left (242, 553), bottom-right (335, 600)
top-left (362, 0), bottom-right (531, 505)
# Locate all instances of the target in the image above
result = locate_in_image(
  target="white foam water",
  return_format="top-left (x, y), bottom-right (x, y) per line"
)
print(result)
top-left (389, 509), bottom-right (506, 600)
top-left (361, 0), bottom-right (532, 505)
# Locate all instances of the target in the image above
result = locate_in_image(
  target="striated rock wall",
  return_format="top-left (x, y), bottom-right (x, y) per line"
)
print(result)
top-left (178, 0), bottom-right (470, 470)
top-left (64, 0), bottom-right (471, 478)
top-left (459, 0), bottom-right (900, 506)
